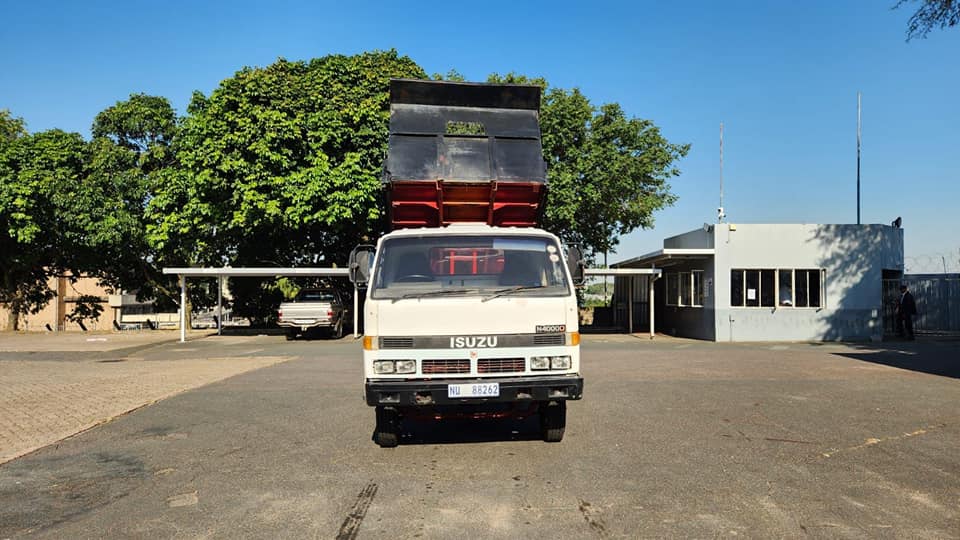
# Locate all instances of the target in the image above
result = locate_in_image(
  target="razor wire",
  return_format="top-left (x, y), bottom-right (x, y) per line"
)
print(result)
top-left (904, 250), bottom-right (960, 274)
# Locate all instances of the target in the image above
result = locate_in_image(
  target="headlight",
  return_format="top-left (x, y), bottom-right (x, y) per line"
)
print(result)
top-left (531, 356), bottom-right (550, 370)
top-left (373, 360), bottom-right (395, 374)
top-left (550, 356), bottom-right (571, 370)
top-left (395, 360), bottom-right (416, 374)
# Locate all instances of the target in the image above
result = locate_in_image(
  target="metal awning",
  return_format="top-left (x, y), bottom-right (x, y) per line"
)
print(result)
top-left (162, 267), bottom-right (352, 342)
top-left (162, 267), bottom-right (348, 277)
top-left (612, 248), bottom-right (715, 268)
top-left (584, 268), bottom-right (662, 339)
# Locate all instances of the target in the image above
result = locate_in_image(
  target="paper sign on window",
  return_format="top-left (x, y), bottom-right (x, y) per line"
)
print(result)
top-left (747, 288), bottom-right (757, 301)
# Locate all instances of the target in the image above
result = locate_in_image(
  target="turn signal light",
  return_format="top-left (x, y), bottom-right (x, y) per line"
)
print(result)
top-left (568, 332), bottom-right (580, 346)
top-left (363, 336), bottom-right (377, 350)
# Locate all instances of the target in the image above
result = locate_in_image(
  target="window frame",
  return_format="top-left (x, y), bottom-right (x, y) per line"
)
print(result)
top-left (665, 270), bottom-right (705, 308)
top-left (730, 268), bottom-right (824, 309)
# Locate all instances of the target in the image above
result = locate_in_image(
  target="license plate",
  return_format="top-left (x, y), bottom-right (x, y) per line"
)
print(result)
top-left (447, 382), bottom-right (500, 398)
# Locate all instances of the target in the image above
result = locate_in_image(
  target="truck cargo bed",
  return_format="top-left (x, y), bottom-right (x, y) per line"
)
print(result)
top-left (383, 79), bottom-right (547, 229)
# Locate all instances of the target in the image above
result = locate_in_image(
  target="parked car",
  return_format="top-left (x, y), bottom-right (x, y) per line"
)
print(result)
top-left (277, 288), bottom-right (351, 339)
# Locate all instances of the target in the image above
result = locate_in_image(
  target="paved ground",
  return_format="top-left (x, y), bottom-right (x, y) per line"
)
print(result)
top-left (0, 332), bottom-right (290, 464)
top-left (0, 329), bottom-right (190, 353)
top-left (0, 334), bottom-right (958, 538)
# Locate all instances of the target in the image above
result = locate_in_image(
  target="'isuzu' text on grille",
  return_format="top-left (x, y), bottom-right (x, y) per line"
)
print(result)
top-left (449, 336), bottom-right (499, 348)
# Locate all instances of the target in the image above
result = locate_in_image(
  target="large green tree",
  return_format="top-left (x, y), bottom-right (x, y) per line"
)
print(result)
top-left (147, 50), bottom-right (426, 322)
top-left (488, 73), bottom-right (688, 256)
top-left (0, 125), bottom-right (88, 329)
top-left (88, 94), bottom-right (182, 307)
top-left (2, 53), bottom-right (688, 327)
top-left (0, 96), bottom-right (179, 330)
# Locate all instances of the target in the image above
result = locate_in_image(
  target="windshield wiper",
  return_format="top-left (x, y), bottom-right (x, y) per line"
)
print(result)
top-left (392, 288), bottom-right (481, 303)
top-left (481, 285), bottom-right (546, 302)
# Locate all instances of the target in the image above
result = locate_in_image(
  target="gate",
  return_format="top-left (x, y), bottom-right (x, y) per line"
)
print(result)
top-left (883, 275), bottom-right (960, 335)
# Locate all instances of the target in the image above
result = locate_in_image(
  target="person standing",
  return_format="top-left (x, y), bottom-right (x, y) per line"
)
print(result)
top-left (897, 284), bottom-right (917, 340)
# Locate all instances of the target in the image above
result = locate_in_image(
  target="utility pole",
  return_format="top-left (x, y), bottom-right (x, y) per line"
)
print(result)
top-left (718, 122), bottom-right (725, 223)
top-left (857, 92), bottom-right (861, 225)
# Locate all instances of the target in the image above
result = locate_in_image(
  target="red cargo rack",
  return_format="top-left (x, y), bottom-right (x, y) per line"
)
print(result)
top-left (387, 180), bottom-right (545, 228)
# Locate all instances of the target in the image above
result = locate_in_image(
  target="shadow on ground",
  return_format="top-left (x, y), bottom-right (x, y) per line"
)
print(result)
top-left (832, 340), bottom-right (960, 379)
top-left (378, 406), bottom-right (545, 446)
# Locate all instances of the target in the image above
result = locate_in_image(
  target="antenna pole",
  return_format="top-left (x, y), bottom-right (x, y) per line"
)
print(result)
top-left (719, 122), bottom-right (724, 223)
top-left (857, 92), bottom-right (861, 225)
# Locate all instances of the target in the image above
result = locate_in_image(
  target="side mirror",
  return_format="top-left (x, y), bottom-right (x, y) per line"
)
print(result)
top-left (349, 244), bottom-right (375, 287)
top-left (565, 244), bottom-right (585, 286)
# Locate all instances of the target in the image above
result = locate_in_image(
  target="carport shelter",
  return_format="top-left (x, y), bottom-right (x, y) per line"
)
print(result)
top-left (162, 267), bottom-right (350, 342)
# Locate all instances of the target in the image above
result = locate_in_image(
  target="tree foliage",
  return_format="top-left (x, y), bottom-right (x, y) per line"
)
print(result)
top-left (146, 50), bottom-right (425, 321)
top-left (89, 94), bottom-right (181, 307)
top-left (489, 73), bottom-right (688, 256)
top-left (0, 127), bottom-right (88, 329)
top-left (896, 0), bottom-right (960, 40)
top-left (0, 96), bottom-right (179, 329)
top-left (2, 52), bottom-right (689, 327)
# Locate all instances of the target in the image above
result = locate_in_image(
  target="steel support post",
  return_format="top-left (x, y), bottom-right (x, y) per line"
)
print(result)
top-left (217, 275), bottom-right (223, 336)
top-left (353, 283), bottom-right (360, 338)
top-left (649, 274), bottom-right (656, 340)
top-left (179, 275), bottom-right (186, 343)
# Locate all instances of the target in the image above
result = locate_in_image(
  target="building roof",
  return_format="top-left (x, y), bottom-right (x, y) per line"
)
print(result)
top-left (612, 248), bottom-right (715, 268)
top-left (161, 267), bottom-right (349, 277)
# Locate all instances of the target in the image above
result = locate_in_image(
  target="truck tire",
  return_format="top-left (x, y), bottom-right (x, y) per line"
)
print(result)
top-left (285, 329), bottom-right (298, 341)
top-left (540, 401), bottom-right (566, 443)
top-left (374, 406), bottom-right (399, 448)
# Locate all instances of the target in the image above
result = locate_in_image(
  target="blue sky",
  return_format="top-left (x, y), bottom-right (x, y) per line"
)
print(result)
top-left (2, 0), bottom-right (958, 270)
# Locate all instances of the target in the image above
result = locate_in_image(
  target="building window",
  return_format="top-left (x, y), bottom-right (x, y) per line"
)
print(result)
top-left (693, 271), bottom-right (704, 306)
top-left (795, 269), bottom-right (822, 308)
top-left (666, 271), bottom-right (704, 307)
top-left (666, 274), bottom-right (679, 306)
top-left (731, 270), bottom-right (743, 307)
top-left (779, 270), bottom-right (794, 306)
top-left (680, 272), bottom-right (692, 306)
top-left (731, 268), bottom-right (822, 308)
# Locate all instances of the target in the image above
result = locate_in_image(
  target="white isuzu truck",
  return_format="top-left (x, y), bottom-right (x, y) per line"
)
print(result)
top-left (350, 79), bottom-right (584, 447)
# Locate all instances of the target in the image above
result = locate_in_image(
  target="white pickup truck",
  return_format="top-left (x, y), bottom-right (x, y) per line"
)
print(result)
top-left (277, 288), bottom-right (350, 339)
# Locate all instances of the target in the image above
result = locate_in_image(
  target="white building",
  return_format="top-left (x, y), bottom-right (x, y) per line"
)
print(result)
top-left (610, 223), bottom-right (904, 341)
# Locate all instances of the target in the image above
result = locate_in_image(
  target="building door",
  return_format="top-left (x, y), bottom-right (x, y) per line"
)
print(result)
top-left (881, 270), bottom-right (903, 336)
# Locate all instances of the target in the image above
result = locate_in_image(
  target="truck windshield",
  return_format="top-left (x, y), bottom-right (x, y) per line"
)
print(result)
top-left (370, 235), bottom-right (571, 300)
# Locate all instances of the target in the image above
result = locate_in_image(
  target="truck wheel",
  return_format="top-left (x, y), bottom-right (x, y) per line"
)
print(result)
top-left (285, 329), bottom-right (298, 341)
top-left (540, 401), bottom-right (566, 443)
top-left (374, 406), bottom-right (399, 448)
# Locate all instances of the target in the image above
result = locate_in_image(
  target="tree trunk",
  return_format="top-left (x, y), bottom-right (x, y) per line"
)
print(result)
top-left (3, 271), bottom-right (21, 331)
top-left (185, 294), bottom-right (192, 331)
top-left (5, 299), bottom-right (21, 331)
top-left (4, 306), bottom-right (16, 331)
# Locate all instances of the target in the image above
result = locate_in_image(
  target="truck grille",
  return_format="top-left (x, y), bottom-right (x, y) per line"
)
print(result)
top-left (477, 358), bottom-right (526, 374)
top-left (533, 333), bottom-right (564, 346)
top-left (380, 337), bottom-right (415, 349)
top-left (422, 359), bottom-right (470, 374)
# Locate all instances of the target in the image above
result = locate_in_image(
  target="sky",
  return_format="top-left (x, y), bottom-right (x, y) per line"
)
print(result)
top-left (2, 0), bottom-right (958, 271)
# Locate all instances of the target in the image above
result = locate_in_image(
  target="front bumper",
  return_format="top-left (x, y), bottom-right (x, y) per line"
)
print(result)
top-left (365, 375), bottom-right (583, 406)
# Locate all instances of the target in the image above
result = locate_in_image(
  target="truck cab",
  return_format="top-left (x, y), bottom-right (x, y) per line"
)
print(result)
top-left (361, 224), bottom-right (583, 445)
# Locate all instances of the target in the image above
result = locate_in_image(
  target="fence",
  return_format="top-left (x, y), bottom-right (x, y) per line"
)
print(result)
top-left (883, 275), bottom-right (960, 335)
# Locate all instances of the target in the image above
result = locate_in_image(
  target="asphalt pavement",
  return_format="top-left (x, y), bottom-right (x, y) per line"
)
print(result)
top-left (1, 334), bottom-right (958, 538)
